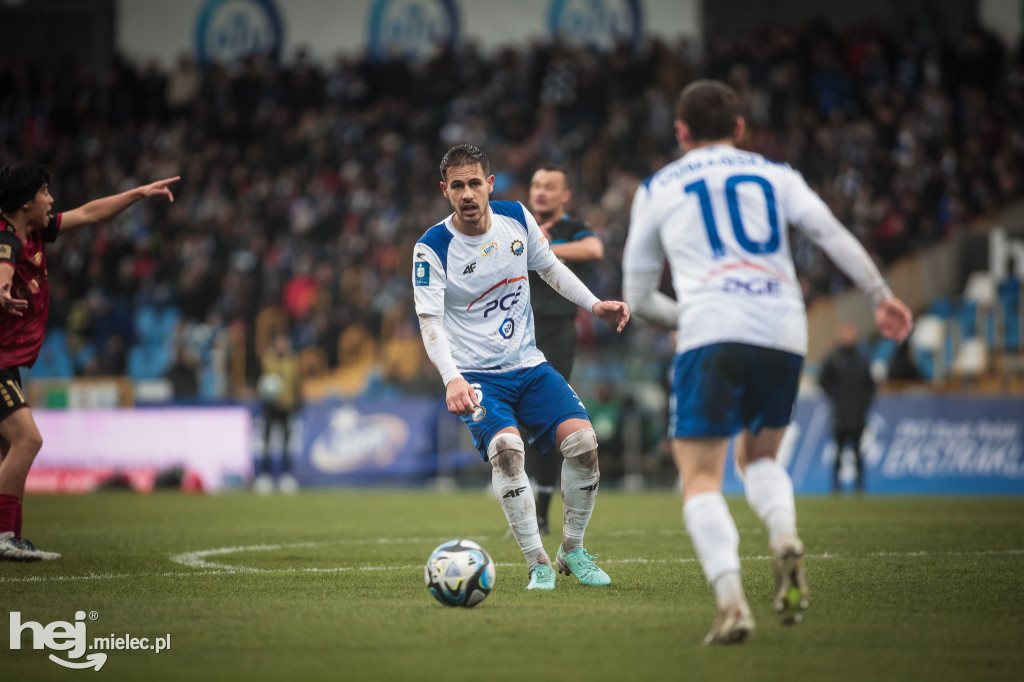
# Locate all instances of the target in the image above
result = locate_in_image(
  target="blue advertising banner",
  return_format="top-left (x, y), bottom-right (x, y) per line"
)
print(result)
top-left (293, 398), bottom-right (438, 486)
top-left (722, 396), bottom-right (1024, 495)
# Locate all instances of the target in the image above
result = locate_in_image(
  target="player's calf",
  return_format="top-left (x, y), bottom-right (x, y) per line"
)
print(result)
top-left (488, 433), bottom-right (548, 574)
top-left (558, 427), bottom-right (599, 554)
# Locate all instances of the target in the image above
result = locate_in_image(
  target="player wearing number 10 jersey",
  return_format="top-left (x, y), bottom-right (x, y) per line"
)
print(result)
top-left (622, 80), bottom-right (913, 645)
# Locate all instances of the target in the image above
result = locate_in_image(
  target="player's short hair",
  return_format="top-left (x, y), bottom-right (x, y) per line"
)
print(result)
top-left (532, 164), bottom-right (569, 189)
top-left (674, 80), bottom-right (740, 142)
top-left (0, 163), bottom-right (50, 215)
top-left (439, 144), bottom-right (490, 182)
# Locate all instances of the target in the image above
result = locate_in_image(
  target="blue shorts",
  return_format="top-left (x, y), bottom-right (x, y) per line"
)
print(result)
top-left (670, 343), bottom-right (803, 438)
top-left (461, 363), bottom-right (590, 460)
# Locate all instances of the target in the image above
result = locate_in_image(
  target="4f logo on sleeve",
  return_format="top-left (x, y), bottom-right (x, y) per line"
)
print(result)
top-left (415, 262), bottom-right (431, 286)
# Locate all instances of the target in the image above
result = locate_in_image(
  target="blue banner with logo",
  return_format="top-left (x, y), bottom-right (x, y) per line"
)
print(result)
top-left (294, 398), bottom-right (478, 486)
top-left (722, 396), bottom-right (1024, 495)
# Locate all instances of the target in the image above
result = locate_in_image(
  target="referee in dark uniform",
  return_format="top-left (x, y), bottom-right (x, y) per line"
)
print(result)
top-left (525, 165), bottom-right (603, 535)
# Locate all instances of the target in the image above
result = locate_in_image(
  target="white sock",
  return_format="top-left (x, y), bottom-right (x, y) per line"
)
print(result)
top-left (560, 453), bottom-right (600, 552)
top-left (713, 571), bottom-right (745, 610)
top-left (558, 429), bottom-right (600, 553)
top-left (743, 458), bottom-right (797, 545)
top-left (683, 491), bottom-right (744, 608)
top-left (489, 435), bottom-right (546, 570)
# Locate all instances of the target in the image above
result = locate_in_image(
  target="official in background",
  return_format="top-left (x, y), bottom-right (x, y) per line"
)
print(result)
top-left (256, 332), bottom-right (301, 494)
top-left (526, 165), bottom-right (604, 535)
top-left (819, 322), bottom-right (876, 494)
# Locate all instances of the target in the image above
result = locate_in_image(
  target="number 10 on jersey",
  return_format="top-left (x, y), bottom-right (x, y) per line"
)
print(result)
top-left (684, 173), bottom-right (781, 258)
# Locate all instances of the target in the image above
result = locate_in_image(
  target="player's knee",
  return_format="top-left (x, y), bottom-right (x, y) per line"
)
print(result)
top-left (559, 428), bottom-right (598, 467)
top-left (487, 433), bottom-right (525, 477)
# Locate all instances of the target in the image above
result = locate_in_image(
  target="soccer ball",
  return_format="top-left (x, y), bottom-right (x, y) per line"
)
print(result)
top-left (257, 373), bottom-right (284, 401)
top-left (424, 539), bottom-right (496, 607)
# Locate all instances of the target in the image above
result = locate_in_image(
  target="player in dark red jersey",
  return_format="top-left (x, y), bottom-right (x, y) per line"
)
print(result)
top-left (0, 163), bottom-right (178, 561)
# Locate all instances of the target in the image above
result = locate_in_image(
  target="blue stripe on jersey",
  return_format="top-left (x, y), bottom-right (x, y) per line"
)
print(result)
top-left (417, 222), bottom-right (454, 275)
top-left (489, 201), bottom-right (528, 235)
top-left (641, 173), bottom-right (656, 190)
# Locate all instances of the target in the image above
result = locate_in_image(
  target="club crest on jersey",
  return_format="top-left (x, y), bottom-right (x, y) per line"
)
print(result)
top-left (32, 252), bottom-right (43, 266)
top-left (481, 242), bottom-right (497, 256)
top-left (510, 239), bottom-right (524, 256)
top-left (499, 318), bottom-right (515, 339)
top-left (414, 262), bottom-right (430, 286)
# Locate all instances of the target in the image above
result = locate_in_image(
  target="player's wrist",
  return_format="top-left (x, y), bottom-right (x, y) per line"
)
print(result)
top-left (442, 372), bottom-right (464, 388)
top-left (870, 286), bottom-right (894, 309)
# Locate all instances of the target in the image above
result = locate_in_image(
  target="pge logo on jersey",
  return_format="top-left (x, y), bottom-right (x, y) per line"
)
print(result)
top-left (482, 284), bottom-right (524, 318)
top-left (549, 0), bottom-right (643, 51)
top-left (9, 611), bottom-right (172, 671)
top-left (195, 0), bottom-right (284, 65)
top-left (368, 0), bottom-right (460, 61)
top-left (722, 277), bottom-right (781, 296)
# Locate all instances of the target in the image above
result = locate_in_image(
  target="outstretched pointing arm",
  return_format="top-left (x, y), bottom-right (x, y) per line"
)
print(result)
top-left (59, 176), bottom-right (180, 233)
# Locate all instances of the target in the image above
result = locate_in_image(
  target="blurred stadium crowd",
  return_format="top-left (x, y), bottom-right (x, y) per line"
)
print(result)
top-left (0, 20), bottom-right (1021, 399)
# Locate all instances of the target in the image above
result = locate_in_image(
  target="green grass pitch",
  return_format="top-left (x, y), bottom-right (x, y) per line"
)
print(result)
top-left (3, 491), bottom-right (1023, 681)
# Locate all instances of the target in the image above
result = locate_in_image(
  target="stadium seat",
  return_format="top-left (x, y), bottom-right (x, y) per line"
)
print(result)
top-left (910, 315), bottom-right (948, 381)
top-left (963, 271), bottom-right (1004, 350)
top-left (953, 338), bottom-right (989, 381)
top-left (32, 330), bottom-right (74, 379)
top-left (998, 277), bottom-right (1021, 351)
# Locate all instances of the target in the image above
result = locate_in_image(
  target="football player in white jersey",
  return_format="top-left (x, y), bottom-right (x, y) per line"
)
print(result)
top-left (622, 81), bottom-right (913, 644)
top-left (414, 145), bottom-right (629, 590)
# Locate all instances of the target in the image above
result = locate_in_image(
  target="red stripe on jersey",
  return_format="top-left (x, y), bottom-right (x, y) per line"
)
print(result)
top-left (700, 260), bottom-right (792, 286)
top-left (466, 276), bottom-right (528, 310)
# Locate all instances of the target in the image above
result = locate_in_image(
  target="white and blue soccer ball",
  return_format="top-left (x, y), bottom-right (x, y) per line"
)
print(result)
top-left (257, 373), bottom-right (284, 401)
top-left (424, 539), bottom-right (495, 607)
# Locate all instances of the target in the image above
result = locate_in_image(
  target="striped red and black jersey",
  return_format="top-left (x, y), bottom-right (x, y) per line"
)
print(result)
top-left (0, 213), bottom-right (61, 369)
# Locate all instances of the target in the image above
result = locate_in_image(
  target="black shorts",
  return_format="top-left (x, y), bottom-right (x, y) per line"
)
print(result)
top-left (0, 367), bottom-right (29, 422)
top-left (534, 317), bottom-right (577, 381)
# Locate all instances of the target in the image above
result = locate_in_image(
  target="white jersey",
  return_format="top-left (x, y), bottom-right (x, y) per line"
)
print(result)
top-left (413, 201), bottom-right (558, 374)
top-left (623, 145), bottom-right (834, 356)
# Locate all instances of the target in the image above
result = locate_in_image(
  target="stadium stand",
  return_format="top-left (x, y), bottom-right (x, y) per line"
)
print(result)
top-left (2, 21), bottom-right (1023, 398)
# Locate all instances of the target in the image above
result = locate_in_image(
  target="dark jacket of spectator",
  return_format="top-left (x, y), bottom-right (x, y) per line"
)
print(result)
top-left (819, 342), bottom-right (876, 432)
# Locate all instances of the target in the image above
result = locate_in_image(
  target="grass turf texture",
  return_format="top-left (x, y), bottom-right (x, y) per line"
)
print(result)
top-left (3, 492), bottom-right (1022, 681)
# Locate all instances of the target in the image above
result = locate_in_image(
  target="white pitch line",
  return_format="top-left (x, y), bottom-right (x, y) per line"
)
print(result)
top-left (2, 548), bottom-right (1021, 585)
